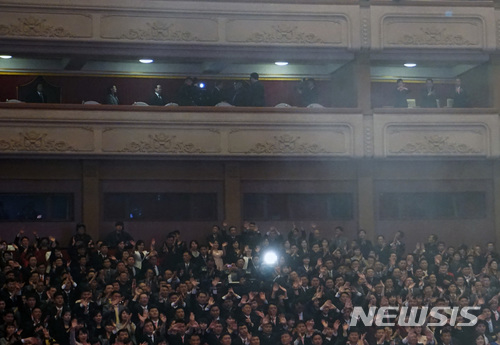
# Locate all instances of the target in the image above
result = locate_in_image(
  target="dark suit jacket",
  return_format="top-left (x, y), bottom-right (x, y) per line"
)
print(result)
top-left (26, 91), bottom-right (47, 103)
top-left (149, 93), bottom-right (166, 106)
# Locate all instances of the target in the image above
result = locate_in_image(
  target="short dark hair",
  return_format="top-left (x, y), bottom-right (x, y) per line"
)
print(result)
top-left (250, 72), bottom-right (259, 80)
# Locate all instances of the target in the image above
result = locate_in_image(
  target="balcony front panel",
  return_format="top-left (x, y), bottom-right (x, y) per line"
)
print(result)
top-left (370, 5), bottom-right (496, 51)
top-left (372, 109), bottom-right (500, 158)
top-left (0, 104), bottom-right (364, 158)
top-left (0, 2), bottom-right (360, 55)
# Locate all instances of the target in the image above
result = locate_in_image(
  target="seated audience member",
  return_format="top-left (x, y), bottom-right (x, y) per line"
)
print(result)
top-left (26, 83), bottom-right (47, 103)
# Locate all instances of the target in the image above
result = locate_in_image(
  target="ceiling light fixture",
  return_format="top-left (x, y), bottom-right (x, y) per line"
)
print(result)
top-left (139, 59), bottom-right (154, 64)
top-left (275, 61), bottom-right (289, 66)
top-left (0, 55), bottom-right (12, 59)
top-left (404, 63), bottom-right (417, 68)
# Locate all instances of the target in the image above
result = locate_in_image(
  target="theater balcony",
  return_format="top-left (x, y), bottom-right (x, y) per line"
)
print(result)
top-left (2, 0), bottom-right (500, 245)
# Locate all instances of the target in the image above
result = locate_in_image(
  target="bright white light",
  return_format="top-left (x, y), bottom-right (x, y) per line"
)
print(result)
top-left (263, 251), bottom-right (278, 265)
top-left (0, 55), bottom-right (12, 59)
top-left (404, 63), bottom-right (417, 68)
top-left (199, 82), bottom-right (205, 89)
top-left (275, 61), bottom-right (289, 66)
top-left (139, 59), bottom-right (154, 64)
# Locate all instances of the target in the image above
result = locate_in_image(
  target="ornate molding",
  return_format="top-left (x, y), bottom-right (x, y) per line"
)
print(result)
top-left (119, 134), bottom-right (204, 154)
top-left (246, 25), bottom-right (325, 44)
top-left (0, 131), bottom-right (76, 152)
top-left (247, 135), bottom-right (327, 154)
top-left (361, 17), bottom-right (370, 49)
top-left (363, 116), bottom-right (373, 157)
top-left (0, 16), bottom-right (74, 38)
top-left (393, 135), bottom-right (480, 154)
top-left (121, 21), bottom-right (198, 41)
top-left (389, 27), bottom-right (474, 46)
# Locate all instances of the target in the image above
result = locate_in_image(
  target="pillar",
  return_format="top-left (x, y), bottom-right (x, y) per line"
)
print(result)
top-left (224, 163), bottom-right (241, 228)
top-left (357, 161), bottom-right (376, 242)
top-left (82, 160), bottom-right (100, 241)
top-left (354, 53), bottom-right (372, 114)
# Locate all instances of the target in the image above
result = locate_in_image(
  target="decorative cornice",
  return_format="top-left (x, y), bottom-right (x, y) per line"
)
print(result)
top-left (121, 21), bottom-right (198, 41)
top-left (0, 16), bottom-right (74, 38)
top-left (246, 25), bottom-right (325, 44)
top-left (0, 131), bottom-right (76, 152)
top-left (393, 135), bottom-right (480, 154)
top-left (119, 134), bottom-right (204, 154)
top-left (247, 135), bottom-right (327, 154)
top-left (389, 27), bottom-right (474, 46)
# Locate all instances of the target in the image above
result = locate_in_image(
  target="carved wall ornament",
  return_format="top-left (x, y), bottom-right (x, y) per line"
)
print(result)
top-left (246, 24), bottom-right (325, 44)
top-left (361, 17), bottom-right (370, 48)
top-left (247, 135), bottom-right (327, 154)
top-left (393, 135), bottom-right (481, 155)
top-left (0, 16), bottom-right (74, 38)
top-left (119, 134), bottom-right (204, 154)
top-left (389, 27), bottom-right (474, 46)
top-left (363, 116), bottom-right (373, 157)
top-left (0, 131), bottom-right (76, 152)
top-left (121, 21), bottom-right (198, 41)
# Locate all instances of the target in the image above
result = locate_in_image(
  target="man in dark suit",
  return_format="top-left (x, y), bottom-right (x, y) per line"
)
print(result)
top-left (137, 319), bottom-right (159, 345)
top-left (26, 83), bottom-right (47, 103)
top-left (248, 72), bottom-right (265, 107)
top-left (176, 251), bottom-right (197, 282)
top-left (210, 80), bottom-right (226, 105)
top-left (149, 84), bottom-right (166, 106)
top-left (167, 320), bottom-right (189, 345)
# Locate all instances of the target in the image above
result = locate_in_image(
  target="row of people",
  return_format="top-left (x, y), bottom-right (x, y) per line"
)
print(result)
top-left (394, 78), bottom-right (469, 108)
top-left (106, 74), bottom-right (265, 107)
top-left (25, 75), bottom-right (319, 108)
top-left (0, 222), bottom-right (498, 345)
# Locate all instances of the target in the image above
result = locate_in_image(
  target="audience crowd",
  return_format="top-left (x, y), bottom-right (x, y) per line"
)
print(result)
top-left (0, 221), bottom-right (497, 345)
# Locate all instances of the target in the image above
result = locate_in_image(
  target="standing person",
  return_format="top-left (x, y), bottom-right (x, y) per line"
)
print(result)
top-left (394, 79), bottom-right (410, 108)
top-left (452, 78), bottom-right (468, 108)
top-left (420, 78), bottom-right (437, 108)
top-left (177, 77), bottom-right (196, 106)
top-left (231, 81), bottom-right (248, 106)
top-left (104, 221), bottom-right (134, 249)
top-left (248, 72), bottom-right (265, 107)
top-left (210, 81), bottom-right (226, 105)
top-left (105, 85), bottom-right (119, 105)
top-left (297, 78), bottom-right (319, 106)
top-left (149, 84), bottom-right (166, 106)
